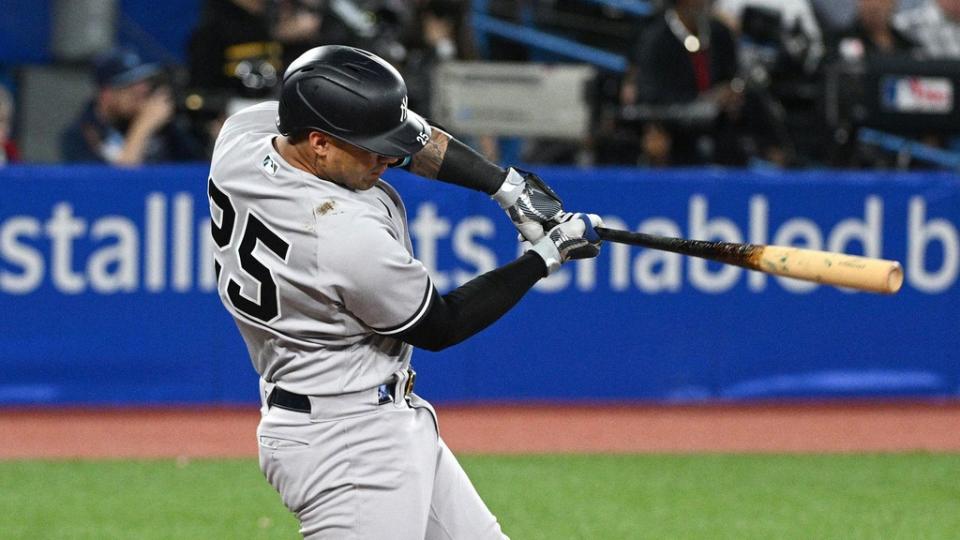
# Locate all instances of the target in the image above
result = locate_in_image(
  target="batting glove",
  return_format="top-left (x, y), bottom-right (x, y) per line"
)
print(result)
top-left (529, 213), bottom-right (603, 274)
top-left (491, 167), bottom-right (564, 242)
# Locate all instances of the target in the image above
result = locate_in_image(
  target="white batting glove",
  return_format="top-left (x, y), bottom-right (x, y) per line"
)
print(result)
top-left (491, 167), bottom-right (564, 242)
top-left (529, 213), bottom-right (604, 274)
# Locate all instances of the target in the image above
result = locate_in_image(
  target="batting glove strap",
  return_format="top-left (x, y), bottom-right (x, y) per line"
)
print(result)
top-left (529, 236), bottom-right (562, 275)
top-left (491, 167), bottom-right (526, 208)
top-left (492, 168), bottom-right (564, 242)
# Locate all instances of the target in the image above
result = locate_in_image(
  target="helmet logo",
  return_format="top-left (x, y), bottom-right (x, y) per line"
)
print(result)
top-left (417, 131), bottom-right (430, 146)
top-left (400, 95), bottom-right (408, 122)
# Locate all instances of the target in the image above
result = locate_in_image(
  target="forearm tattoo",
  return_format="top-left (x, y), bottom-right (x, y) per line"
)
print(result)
top-left (408, 129), bottom-right (450, 179)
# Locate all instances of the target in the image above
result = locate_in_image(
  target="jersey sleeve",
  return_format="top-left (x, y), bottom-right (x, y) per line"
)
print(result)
top-left (325, 220), bottom-right (433, 335)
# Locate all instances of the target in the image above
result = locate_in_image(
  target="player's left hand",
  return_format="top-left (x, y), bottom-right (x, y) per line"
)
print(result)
top-left (528, 212), bottom-right (603, 274)
top-left (491, 167), bottom-right (564, 242)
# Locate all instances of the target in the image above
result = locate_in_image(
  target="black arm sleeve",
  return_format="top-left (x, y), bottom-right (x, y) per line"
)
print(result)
top-left (395, 252), bottom-right (547, 351)
top-left (436, 136), bottom-right (508, 195)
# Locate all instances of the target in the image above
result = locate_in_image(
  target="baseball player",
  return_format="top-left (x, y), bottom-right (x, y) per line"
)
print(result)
top-left (207, 45), bottom-right (603, 539)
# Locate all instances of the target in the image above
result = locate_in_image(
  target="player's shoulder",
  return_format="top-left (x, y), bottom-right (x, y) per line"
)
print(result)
top-left (219, 101), bottom-right (280, 137)
top-left (211, 102), bottom-right (279, 169)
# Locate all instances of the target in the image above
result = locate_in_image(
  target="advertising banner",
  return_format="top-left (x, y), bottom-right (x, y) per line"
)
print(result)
top-left (1, 165), bottom-right (957, 404)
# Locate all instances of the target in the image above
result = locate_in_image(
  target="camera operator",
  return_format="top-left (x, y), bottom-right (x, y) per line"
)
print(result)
top-left (60, 48), bottom-right (205, 165)
top-left (183, 0), bottom-right (414, 154)
top-left (713, 0), bottom-right (833, 165)
top-left (269, 0), bottom-right (416, 68)
top-left (715, 0), bottom-right (825, 74)
top-left (187, 0), bottom-right (283, 96)
top-left (184, 0), bottom-right (285, 155)
top-left (620, 0), bottom-right (754, 166)
top-left (401, 1), bottom-right (471, 115)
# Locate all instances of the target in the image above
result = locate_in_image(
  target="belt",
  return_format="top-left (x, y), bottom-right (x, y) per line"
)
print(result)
top-left (267, 369), bottom-right (416, 414)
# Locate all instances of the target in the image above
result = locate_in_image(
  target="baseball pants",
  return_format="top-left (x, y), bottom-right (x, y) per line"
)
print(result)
top-left (257, 380), bottom-right (508, 539)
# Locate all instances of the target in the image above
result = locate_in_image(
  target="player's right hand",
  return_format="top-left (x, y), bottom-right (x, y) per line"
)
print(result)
top-left (528, 212), bottom-right (603, 274)
top-left (491, 167), bottom-right (564, 242)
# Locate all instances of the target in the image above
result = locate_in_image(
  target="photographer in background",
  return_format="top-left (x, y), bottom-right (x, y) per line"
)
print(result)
top-left (185, 0), bottom-right (284, 154)
top-left (714, 0), bottom-right (825, 74)
top-left (401, 0), bottom-right (471, 116)
top-left (620, 0), bottom-right (748, 166)
top-left (184, 0), bottom-right (415, 155)
top-left (187, 0), bottom-right (282, 96)
top-left (712, 0), bottom-right (828, 165)
top-left (271, 0), bottom-right (415, 67)
top-left (60, 48), bottom-right (204, 165)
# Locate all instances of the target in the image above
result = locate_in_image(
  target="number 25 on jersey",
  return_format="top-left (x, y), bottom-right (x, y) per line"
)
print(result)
top-left (208, 178), bottom-right (291, 323)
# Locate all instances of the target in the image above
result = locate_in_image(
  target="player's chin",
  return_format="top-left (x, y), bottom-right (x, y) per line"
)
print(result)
top-left (368, 169), bottom-right (386, 182)
top-left (356, 175), bottom-right (380, 190)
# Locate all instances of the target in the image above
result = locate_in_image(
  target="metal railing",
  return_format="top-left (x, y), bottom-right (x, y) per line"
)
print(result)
top-left (471, 0), bottom-right (654, 73)
top-left (858, 128), bottom-right (960, 172)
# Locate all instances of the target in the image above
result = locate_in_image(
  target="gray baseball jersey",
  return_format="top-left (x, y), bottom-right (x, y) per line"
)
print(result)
top-left (209, 101), bottom-right (433, 395)
top-left (208, 102), bottom-right (507, 539)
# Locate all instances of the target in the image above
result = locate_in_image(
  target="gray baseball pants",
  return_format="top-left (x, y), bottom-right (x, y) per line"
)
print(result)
top-left (257, 379), bottom-right (509, 539)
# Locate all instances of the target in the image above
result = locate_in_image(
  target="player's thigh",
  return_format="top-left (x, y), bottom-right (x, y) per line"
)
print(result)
top-left (346, 405), bottom-right (440, 537)
top-left (425, 438), bottom-right (509, 540)
top-left (259, 405), bottom-right (439, 539)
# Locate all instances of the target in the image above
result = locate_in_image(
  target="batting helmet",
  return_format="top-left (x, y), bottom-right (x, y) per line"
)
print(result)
top-left (277, 45), bottom-right (431, 158)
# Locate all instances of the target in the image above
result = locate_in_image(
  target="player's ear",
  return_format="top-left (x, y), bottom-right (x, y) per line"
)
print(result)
top-left (308, 131), bottom-right (331, 156)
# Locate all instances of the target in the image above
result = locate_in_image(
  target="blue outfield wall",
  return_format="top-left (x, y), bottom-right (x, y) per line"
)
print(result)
top-left (1, 164), bottom-right (958, 405)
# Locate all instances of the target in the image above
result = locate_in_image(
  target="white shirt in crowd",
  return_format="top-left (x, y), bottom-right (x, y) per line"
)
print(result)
top-left (713, 0), bottom-right (825, 71)
top-left (714, 0), bottom-right (824, 39)
top-left (893, 0), bottom-right (960, 58)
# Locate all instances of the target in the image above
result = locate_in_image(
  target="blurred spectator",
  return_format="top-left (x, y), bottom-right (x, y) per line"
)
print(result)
top-left (714, 0), bottom-right (825, 74)
top-left (621, 0), bottom-right (747, 165)
top-left (271, 0), bottom-right (325, 65)
top-left (185, 0), bottom-right (284, 155)
top-left (184, 0), bottom-right (417, 152)
top-left (402, 0), bottom-right (468, 115)
top-left (712, 0), bottom-right (832, 165)
top-left (187, 0), bottom-right (282, 97)
top-left (892, 0), bottom-right (960, 58)
top-left (831, 0), bottom-right (916, 60)
top-left (0, 84), bottom-right (19, 165)
top-left (60, 48), bottom-right (205, 165)
top-left (271, 0), bottom-right (415, 68)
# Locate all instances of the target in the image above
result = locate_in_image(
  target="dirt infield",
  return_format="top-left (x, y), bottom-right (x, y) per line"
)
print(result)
top-left (2, 402), bottom-right (959, 459)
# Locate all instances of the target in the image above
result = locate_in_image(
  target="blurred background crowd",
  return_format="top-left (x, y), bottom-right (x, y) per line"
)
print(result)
top-left (2, 0), bottom-right (959, 171)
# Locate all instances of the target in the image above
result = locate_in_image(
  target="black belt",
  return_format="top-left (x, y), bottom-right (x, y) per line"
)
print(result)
top-left (268, 370), bottom-right (416, 414)
top-left (267, 386), bottom-right (312, 412)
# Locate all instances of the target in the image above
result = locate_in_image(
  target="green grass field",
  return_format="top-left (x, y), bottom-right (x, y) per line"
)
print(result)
top-left (2, 454), bottom-right (959, 539)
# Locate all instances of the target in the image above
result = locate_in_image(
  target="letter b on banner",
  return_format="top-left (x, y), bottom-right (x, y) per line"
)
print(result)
top-left (908, 197), bottom-right (959, 293)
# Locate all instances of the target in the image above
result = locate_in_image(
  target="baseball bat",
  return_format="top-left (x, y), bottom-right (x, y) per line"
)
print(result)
top-left (594, 227), bottom-right (904, 294)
